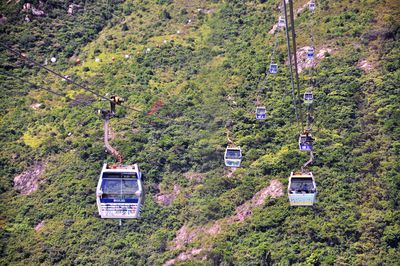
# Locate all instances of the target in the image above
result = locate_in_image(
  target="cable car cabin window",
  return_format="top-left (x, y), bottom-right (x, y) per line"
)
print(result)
top-left (304, 93), bottom-right (313, 100)
top-left (256, 107), bottom-right (267, 120)
top-left (307, 48), bottom-right (314, 59)
top-left (101, 174), bottom-right (139, 200)
top-left (299, 134), bottom-right (313, 151)
top-left (269, 64), bottom-right (278, 74)
top-left (300, 135), bottom-right (307, 143)
top-left (289, 178), bottom-right (315, 193)
top-left (278, 17), bottom-right (285, 27)
top-left (257, 107), bottom-right (266, 114)
top-left (309, 2), bottom-right (316, 11)
top-left (226, 149), bottom-right (241, 159)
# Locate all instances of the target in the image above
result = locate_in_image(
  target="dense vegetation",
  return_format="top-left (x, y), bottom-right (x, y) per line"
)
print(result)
top-left (0, 0), bottom-right (399, 265)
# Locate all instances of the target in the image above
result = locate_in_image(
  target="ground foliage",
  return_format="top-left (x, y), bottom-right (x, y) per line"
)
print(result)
top-left (0, 0), bottom-right (399, 265)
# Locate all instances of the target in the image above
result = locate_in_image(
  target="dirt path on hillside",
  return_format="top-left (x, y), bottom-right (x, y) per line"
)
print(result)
top-left (164, 179), bottom-right (284, 265)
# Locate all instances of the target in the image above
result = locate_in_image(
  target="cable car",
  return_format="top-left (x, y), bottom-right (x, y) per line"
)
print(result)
top-left (307, 47), bottom-right (314, 60)
top-left (309, 1), bottom-right (316, 11)
top-left (278, 16), bottom-right (285, 28)
top-left (256, 106), bottom-right (267, 120)
top-left (299, 133), bottom-right (313, 151)
top-left (224, 146), bottom-right (242, 167)
top-left (303, 91), bottom-right (314, 104)
top-left (96, 163), bottom-right (144, 219)
top-left (269, 63), bottom-right (278, 74)
top-left (288, 171), bottom-right (317, 206)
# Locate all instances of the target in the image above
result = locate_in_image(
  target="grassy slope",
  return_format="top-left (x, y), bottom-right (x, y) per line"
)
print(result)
top-left (0, 0), bottom-right (399, 265)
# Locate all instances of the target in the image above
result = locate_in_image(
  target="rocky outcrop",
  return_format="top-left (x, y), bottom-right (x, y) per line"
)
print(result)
top-left (357, 59), bottom-right (375, 73)
top-left (22, 2), bottom-right (45, 17)
top-left (166, 179), bottom-right (284, 264)
top-left (68, 4), bottom-right (82, 15)
top-left (14, 161), bottom-right (46, 195)
top-left (0, 14), bottom-right (7, 24)
top-left (155, 184), bottom-right (181, 206)
top-left (296, 46), bottom-right (333, 73)
top-left (34, 221), bottom-right (45, 232)
top-left (163, 248), bottom-right (205, 266)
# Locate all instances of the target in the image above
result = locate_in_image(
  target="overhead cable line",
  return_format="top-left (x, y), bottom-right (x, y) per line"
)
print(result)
top-left (283, 0), bottom-right (301, 134)
top-left (0, 67), bottom-right (194, 129)
top-left (0, 70), bottom-right (149, 127)
top-left (0, 42), bottom-right (142, 113)
top-left (0, 69), bottom-right (72, 100)
top-left (0, 43), bottom-right (187, 125)
top-left (287, 0), bottom-right (303, 129)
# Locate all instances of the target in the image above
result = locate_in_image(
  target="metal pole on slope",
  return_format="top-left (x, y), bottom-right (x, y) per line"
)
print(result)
top-left (288, 0), bottom-right (303, 130)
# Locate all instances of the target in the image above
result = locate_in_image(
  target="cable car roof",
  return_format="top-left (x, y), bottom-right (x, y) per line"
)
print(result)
top-left (226, 147), bottom-right (241, 152)
top-left (290, 171), bottom-right (313, 178)
top-left (102, 163), bottom-right (140, 174)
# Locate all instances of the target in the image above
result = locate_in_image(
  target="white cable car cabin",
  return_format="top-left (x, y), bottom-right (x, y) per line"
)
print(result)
top-left (224, 146), bottom-right (242, 167)
top-left (307, 47), bottom-right (314, 60)
top-left (96, 163), bottom-right (144, 219)
top-left (256, 106), bottom-right (267, 120)
top-left (303, 91), bottom-right (314, 104)
top-left (288, 171), bottom-right (317, 206)
top-left (299, 133), bottom-right (313, 151)
top-left (278, 16), bottom-right (285, 28)
top-left (269, 63), bottom-right (278, 74)
top-left (309, 1), bottom-right (316, 11)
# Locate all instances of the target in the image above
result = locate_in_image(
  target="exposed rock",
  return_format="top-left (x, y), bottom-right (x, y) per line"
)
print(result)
top-left (197, 8), bottom-right (215, 14)
top-left (269, 2), bottom-right (310, 35)
top-left (0, 14), bottom-right (7, 24)
top-left (34, 221), bottom-right (45, 232)
top-left (357, 59), bottom-right (375, 73)
top-left (316, 47), bottom-right (332, 59)
top-left (14, 162), bottom-right (46, 195)
top-left (68, 4), bottom-right (81, 15)
top-left (296, 46), bottom-right (316, 73)
top-left (268, 24), bottom-right (279, 35)
top-left (147, 100), bottom-right (164, 116)
top-left (30, 103), bottom-right (43, 110)
top-left (183, 171), bottom-right (204, 183)
top-left (169, 179), bottom-right (284, 250)
top-left (163, 248), bottom-right (204, 266)
top-left (166, 180), bottom-right (284, 264)
top-left (22, 3), bottom-right (45, 17)
top-left (205, 222), bottom-right (221, 236)
top-left (155, 184), bottom-right (181, 206)
top-left (227, 179), bottom-right (284, 223)
top-left (38, 1), bottom-right (45, 9)
top-left (296, 2), bottom-right (309, 16)
top-left (31, 7), bottom-right (45, 16)
top-left (170, 224), bottom-right (198, 250)
top-left (224, 167), bottom-right (237, 178)
top-left (22, 3), bottom-right (32, 12)
top-left (295, 46), bottom-right (333, 73)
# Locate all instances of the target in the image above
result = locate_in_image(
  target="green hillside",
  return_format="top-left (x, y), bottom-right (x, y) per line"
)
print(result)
top-left (0, 0), bottom-right (399, 265)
